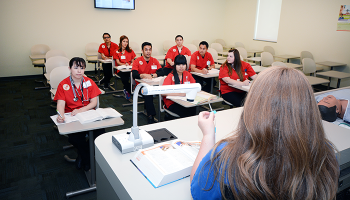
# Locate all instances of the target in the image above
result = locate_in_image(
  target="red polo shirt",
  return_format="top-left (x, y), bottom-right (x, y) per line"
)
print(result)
top-left (189, 51), bottom-right (215, 72)
top-left (132, 56), bottom-right (162, 85)
top-left (98, 42), bottom-right (119, 57)
top-left (113, 49), bottom-right (136, 65)
top-left (164, 45), bottom-right (192, 69)
top-left (162, 71), bottom-right (196, 108)
top-left (54, 76), bottom-right (101, 113)
top-left (219, 61), bottom-right (256, 94)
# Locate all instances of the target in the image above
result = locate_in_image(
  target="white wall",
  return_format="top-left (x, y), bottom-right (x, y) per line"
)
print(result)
top-left (224, 0), bottom-right (350, 87)
top-left (0, 0), bottom-right (226, 77)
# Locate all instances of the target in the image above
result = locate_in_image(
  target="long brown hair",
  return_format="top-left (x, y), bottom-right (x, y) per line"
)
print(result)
top-left (221, 49), bottom-right (243, 81)
top-left (202, 67), bottom-right (339, 200)
top-left (118, 35), bottom-right (132, 53)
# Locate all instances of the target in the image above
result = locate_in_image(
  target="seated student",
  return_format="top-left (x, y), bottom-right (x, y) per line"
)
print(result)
top-left (114, 35), bottom-right (136, 100)
top-left (190, 66), bottom-right (339, 200)
top-left (132, 42), bottom-right (164, 124)
top-left (316, 88), bottom-right (350, 123)
top-left (219, 49), bottom-right (257, 107)
top-left (163, 35), bottom-right (192, 75)
top-left (54, 57), bottom-right (104, 171)
top-left (189, 41), bottom-right (216, 93)
top-left (162, 55), bottom-right (196, 118)
top-left (98, 33), bottom-right (119, 89)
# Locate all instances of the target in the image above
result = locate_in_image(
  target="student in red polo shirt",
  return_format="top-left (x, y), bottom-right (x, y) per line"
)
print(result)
top-left (189, 41), bottom-right (216, 93)
top-left (163, 35), bottom-right (192, 75)
top-left (219, 49), bottom-right (257, 107)
top-left (132, 42), bottom-right (164, 124)
top-left (54, 57), bottom-right (104, 171)
top-left (114, 35), bottom-right (136, 100)
top-left (98, 33), bottom-right (119, 89)
top-left (162, 55), bottom-right (196, 118)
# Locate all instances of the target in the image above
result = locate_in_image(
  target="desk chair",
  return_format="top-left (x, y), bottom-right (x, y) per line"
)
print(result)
top-left (130, 41), bottom-right (142, 56)
top-left (186, 44), bottom-right (197, 55)
top-left (30, 44), bottom-right (50, 72)
top-left (272, 61), bottom-right (287, 67)
top-left (85, 42), bottom-right (100, 80)
top-left (263, 46), bottom-right (275, 56)
top-left (192, 40), bottom-right (201, 48)
top-left (46, 49), bottom-right (67, 60)
top-left (215, 39), bottom-right (233, 50)
top-left (300, 51), bottom-right (324, 71)
top-left (163, 40), bottom-right (173, 55)
top-left (211, 43), bottom-right (227, 56)
top-left (208, 48), bottom-right (225, 63)
top-left (159, 77), bottom-right (180, 120)
top-left (234, 42), bottom-right (245, 48)
top-left (261, 52), bottom-right (274, 67)
top-left (186, 56), bottom-right (191, 70)
top-left (302, 58), bottom-right (330, 90)
top-left (236, 47), bottom-right (256, 66)
top-left (50, 66), bottom-right (71, 100)
top-left (44, 56), bottom-right (69, 86)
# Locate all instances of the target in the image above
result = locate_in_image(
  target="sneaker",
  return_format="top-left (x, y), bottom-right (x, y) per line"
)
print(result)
top-left (123, 89), bottom-right (131, 100)
top-left (147, 115), bottom-right (155, 124)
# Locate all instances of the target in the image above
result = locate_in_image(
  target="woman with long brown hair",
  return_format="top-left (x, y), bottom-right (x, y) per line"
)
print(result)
top-left (219, 48), bottom-right (257, 107)
top-left (191, 66), bottom-right (339, 200)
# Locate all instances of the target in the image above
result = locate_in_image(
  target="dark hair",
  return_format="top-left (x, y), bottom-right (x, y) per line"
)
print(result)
top-left (142, 42), bottom-right (152, 50)
top-left (221, 49), bottom-right (243, 80)
top-left (69, 57), bottom-right (86, 69)
top-left (102, 33), bottom-right (111, 38)
top-left (175, 35), bottom-right (183, 40)
top-left (118, 35), bottom-right (132, 53)
top-left (318, 105), bottom-right (338, 122)
top-left (199, 41), bottom-right (209, 49)
top-left (172, 55), bottom-right (187, 84)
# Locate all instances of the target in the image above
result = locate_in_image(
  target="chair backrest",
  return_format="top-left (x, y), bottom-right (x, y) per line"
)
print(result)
top-left (235, 42), bottom-right (245, 48)
top-left (129, 41), bottom-right (140, 52)
top-left (85, 42), bottom-right (99, 55)
top-left (45, 56), bottom-right (70, 74)
top-left (50, 66), bottom-right (70, 90)
top-left (271, 61), bottom-right (287, 67)
top-left (236, 47), bottom-right (247, 59)
top-left (46, 50), bottom-right (67, 60)
top-left (186, 56), bottom-right (191, 70)
top-left (163, 40), bottom-right (174, 52)
top-left (211, 43), bottom-right (224, 53)
top-left (186, 44), bottom-right (197, 54)
top-left (130, 72), bottom-right (136, 94)
top-left (215, 39), bottom-right (226, 47)
top-left (302, 58), bottom-right (316, 74)
top-left (152, 46), bottom-right (160, 56)
top-left (31, 44), bottom-right (50, 56)
top-left (97, 53), bottom-right (102, 60)
top-left (261, 52), bottom-right (274, 66)
top-left (207, 48), bottom-right (218, 60)
top-left (300, 51), bottom-right (314, 64)
top-left (192, 40), bottom-right (201, 48)
top-left (263, 46), bottom-right (275, 56)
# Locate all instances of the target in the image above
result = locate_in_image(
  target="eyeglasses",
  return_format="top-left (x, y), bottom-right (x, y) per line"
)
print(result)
top-left (103, 37), bottom-right (110, 39)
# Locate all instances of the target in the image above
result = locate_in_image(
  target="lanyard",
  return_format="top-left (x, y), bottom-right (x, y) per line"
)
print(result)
top-left (177, 47), bottom-right (182, 55)
top-left (70, 76), bottom-right (85, 105)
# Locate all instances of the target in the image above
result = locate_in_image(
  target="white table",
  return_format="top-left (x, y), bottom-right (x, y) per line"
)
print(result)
top-left (316, 61), bottom-right (346, 70)
top-left (252, 66), bottom-right (268, 73)
top-left (58, 117), bottom-right (124, 198)
top-left (245, 57), bottom-right (262, 66)
top-left (247, 50), bottom-right (262, 57)
top-left (285, 63), bottom-right (302, 69)
top-left (305, 76), bottom-right (330, 86)
top-left (273, 55), bottom-right (299, 63)
top-left (316, 71), bottom-right (350, 88)
top-left (95, 107), bottom-right (350, 199)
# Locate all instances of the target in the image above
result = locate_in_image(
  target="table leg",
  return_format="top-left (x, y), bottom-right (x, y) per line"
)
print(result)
top-left (337, 79), bottom-right (341, 88)
top-left (287, 58), bottom-right (290, 63)
top-left (331, 66), bottom-right (334, 70)
top-left (158, 95), bottom-right (161, 122)
top-left (328, 77), bottom-right (331, 89)
top-left (210, 77), bottom-right (214, 94)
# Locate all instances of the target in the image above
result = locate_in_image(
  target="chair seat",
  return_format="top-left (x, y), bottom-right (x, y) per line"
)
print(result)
top-left (33, 59), bottom-right (45, 66)
top-left (246, 57), bottom-right (261, 62)
top-left (87, 56), bottom-right (98, 62)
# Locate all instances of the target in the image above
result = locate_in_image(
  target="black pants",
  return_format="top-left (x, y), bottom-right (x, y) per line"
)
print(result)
top-left (117, 71), bottom-right (131, 94)
top-left (193, 75), bottom-right (216, 93)
top-left (222, 91), bottom-right (247, 107)
top-left (68, 129), bottom-right (105, 165)
top-left (166, 103), bottom-right (196, 118)
top-left (139, 87), bottom-right (156, 116)
top-left (102, 63), bottom-right (112, 84)
top-left (163, 67), bottom-right (173, 76)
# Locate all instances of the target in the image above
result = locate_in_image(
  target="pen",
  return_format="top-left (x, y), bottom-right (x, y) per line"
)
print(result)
top-left (56, 109), bottom-right (63, 118)
top-left (208, 103), bottom-right (217, 142)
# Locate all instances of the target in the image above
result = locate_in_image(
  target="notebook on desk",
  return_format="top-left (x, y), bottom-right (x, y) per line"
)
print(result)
top-left (166, 91), bottom-right (218, 105)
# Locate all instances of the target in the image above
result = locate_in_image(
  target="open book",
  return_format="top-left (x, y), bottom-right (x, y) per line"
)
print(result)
top-left (75, 108), bottom-right (122, 124)
top-left (166, 91), bottom-right (218, 105)
top-left (130, 140), bottom-right (201, 188)
top-left (116, 65), bottom-right (132, 70)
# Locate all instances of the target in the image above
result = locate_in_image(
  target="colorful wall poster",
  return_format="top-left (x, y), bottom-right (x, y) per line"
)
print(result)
top-left (337, 5), bottom-right (350, 31)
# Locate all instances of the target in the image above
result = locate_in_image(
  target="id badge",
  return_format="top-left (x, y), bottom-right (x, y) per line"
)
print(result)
top-left (83, 80), bottom-right (91, 88)
top-left (151, 65), bottom-right (157, 69)
top-left (184, 81), bottom-right (191, 84)
top-left (206, 61), bottom-right (211, 66)
top-left (121, 55), bottom-right (126, 59)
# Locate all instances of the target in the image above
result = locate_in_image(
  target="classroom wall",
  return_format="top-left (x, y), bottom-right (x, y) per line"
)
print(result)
top-left (224, 0), bottom-right (350, 87)
top-left (0, 0), bottom-right (226, 77)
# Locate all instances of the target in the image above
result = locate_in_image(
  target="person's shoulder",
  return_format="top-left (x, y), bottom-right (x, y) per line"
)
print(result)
top-left (134, 56), bottom-right (142, 61)
top-left (99, 43), bottom-right (106, 47)
top-left (150, 57), bottom-right (160, 63)
top-left (111, 42), bottom-right (118, 47)
top-left (192, 51), bottom-right (199, 56)
top-left (59, 76), bottom-right (70, 85)
top-left (183, 70), bottom-right (192, 76)
top-left (206, 51), bottom-right (213, 57)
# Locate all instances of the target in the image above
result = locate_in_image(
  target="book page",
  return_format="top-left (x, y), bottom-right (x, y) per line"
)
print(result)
top-left (117, 65), bottom-right (132, 70)
top-left (96, 108), bottom-right (123, 119)
top-left (141, 144), bottom-right (194, 174)
top-left (208, 69), bottom-right (219, 74)
top-left (172, 141), bottom-right (201, 160)
top-left (50, 113), bottom-right (78, 125)
top-left (75, 110), bottom-right (103, 124)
